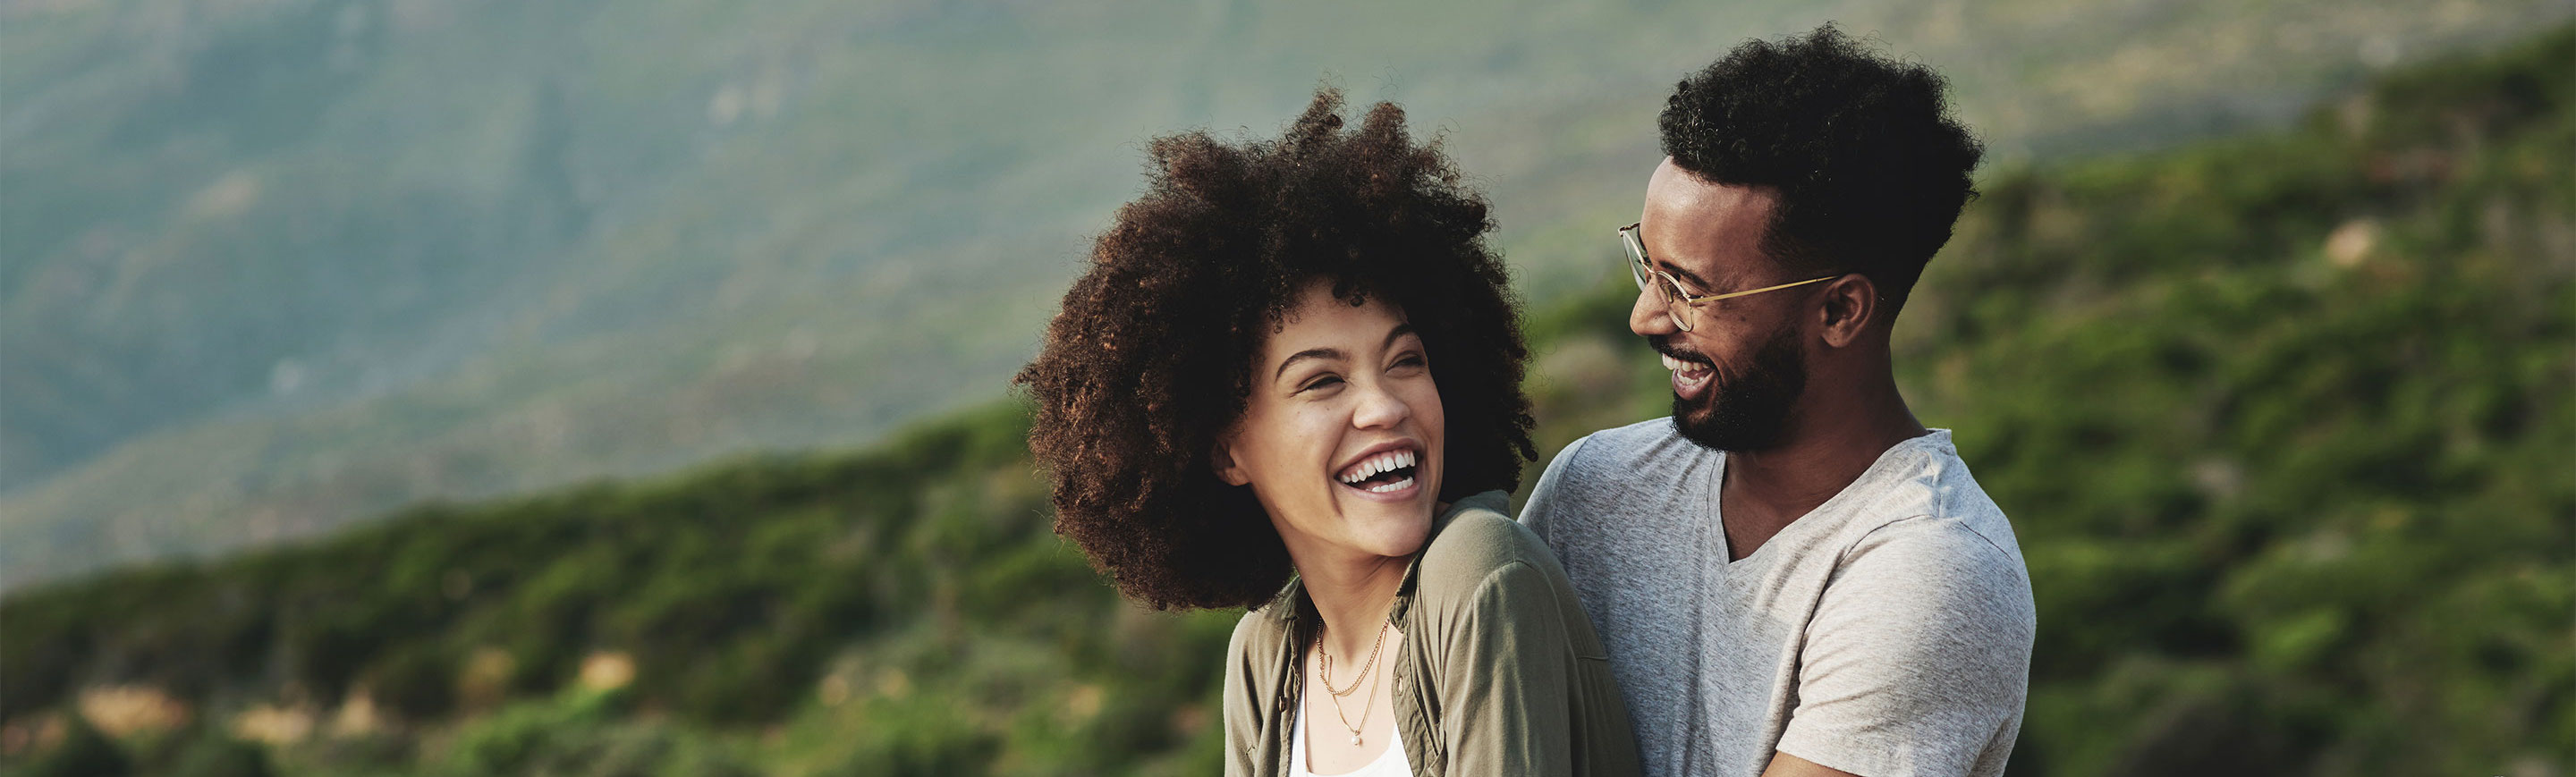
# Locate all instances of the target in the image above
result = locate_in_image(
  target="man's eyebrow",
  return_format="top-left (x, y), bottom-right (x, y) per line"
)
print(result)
top-left (1273, 347), bottom-right (1345, 382)
top-left (1656, 258), bottom-right (1717, 295)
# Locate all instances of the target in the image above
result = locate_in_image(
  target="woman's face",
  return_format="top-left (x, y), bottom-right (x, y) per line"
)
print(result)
top-left (1216, 280), bottom-right (1446, 564)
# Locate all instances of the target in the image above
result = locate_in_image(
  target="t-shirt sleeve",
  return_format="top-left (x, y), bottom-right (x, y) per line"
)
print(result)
top-left (1516, 434), bottom-right (1594, 542)
top-left (1775, 518), bottom-right (2037, 777)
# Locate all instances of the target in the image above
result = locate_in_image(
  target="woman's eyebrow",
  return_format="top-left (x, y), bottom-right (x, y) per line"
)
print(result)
top-left (1272, 347), bottom-right (1345, 381)
top-left (1383, 323), bottom-right (1418, 350)
top-left (1271, 324), bottom-right (1418, 381)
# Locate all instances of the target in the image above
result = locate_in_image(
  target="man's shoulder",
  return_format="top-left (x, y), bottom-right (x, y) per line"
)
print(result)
top-left (1523, 418), bottom-right (1717, 542)
top-left (1555, 417), bottom-right (1687, 465)
top-left (1534, 418), bottom-right (1712, 495)
top-left (1828, 431), bottom-right (2025, 570)
top-left (1839, 515), bottom-right (2030, 600)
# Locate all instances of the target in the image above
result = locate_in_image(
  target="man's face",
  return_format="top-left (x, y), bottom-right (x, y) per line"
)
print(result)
top-left (1631, 158), bottom-right (1811, 452)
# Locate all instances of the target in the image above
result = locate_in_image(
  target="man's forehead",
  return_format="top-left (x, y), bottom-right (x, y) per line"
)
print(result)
top-left (1647, 161), bottom-right (1775, 219)
top-left (1643, 161), bottom-right (1778, 280)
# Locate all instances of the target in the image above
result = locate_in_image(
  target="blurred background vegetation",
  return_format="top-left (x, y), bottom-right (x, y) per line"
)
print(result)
top-left (3, 1), bottom-right (2570, 775)
top-left (5, 0), bottom-right (2569, 587)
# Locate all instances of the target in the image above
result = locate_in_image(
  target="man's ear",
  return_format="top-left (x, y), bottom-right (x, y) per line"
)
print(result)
top-left (1816, 273), bottom-right (1880, 348)
top-left (1212, 439), bottom-right (1251, 486)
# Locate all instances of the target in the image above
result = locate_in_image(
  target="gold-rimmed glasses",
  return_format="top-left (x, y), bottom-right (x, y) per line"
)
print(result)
top-left (1619, 222), bottom-right (1842, 333)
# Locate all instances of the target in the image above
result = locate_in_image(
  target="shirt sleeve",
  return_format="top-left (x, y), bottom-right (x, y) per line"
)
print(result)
top-left (1222, 614), bottom-right (1266, 777)
top-left (1774, 518), bottom-right (2037, 777)
top-left (1434, 560), bottom-right (1580, 775)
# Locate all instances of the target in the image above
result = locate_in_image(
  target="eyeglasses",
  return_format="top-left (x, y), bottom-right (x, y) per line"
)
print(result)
top-left (1619, 222), bottom-right (1842, 333)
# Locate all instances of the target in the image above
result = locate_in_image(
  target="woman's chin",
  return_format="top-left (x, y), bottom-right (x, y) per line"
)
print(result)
top-left (1355, 525), bottom-right (1431, 560)
top-left (1337, 501), bottom-right (1435, 559)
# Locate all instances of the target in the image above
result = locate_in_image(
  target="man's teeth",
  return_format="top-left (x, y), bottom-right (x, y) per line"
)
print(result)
top-left (1337, 449), bottom-right (1417, 484)
top-left (1660, 353), bottom-right (1711, 375)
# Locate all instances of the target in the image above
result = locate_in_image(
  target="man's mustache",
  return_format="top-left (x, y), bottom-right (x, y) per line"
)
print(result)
top-left (1647, 334), bottom-right (1713, 367)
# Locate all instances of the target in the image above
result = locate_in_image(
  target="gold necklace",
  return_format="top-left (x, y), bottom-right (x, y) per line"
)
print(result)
top-left (1314, 618), bottom-right (1389, 697)
top-left (1313, 621), bottom-right (1390, 746)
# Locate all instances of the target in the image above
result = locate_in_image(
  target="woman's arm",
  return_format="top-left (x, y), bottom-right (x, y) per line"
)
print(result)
top-left (1222, 614), bottom-right (1267, 777)
top-left (1433, 560), bottom-right (1579, 774)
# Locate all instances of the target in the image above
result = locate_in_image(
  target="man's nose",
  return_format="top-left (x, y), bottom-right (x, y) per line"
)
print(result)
top-left (1630, 285), bottom-right (1676, 338)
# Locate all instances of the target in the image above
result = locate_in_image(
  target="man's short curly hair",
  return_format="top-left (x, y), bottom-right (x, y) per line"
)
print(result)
top-left (1016, 89), bottom-right (1536, 612)
top-left (1660, 24), bottom-right (1984, 316)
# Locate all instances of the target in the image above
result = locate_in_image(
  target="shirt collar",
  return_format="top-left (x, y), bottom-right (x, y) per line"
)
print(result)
top-left (1257, 490), bottom-right (1511, 629)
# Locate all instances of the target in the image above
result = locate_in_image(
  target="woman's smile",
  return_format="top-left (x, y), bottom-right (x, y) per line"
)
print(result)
top-left (1333, 441), bottom-right (1423, 501)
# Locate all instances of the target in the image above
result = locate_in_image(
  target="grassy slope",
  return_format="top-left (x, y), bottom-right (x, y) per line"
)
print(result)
top-left (7, 0), bottom-right (2572, 588)
top-left (4, 20), bottom-right (2570, 777)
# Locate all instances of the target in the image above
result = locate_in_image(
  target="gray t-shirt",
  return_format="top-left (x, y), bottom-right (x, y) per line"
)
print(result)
top-left (1521, 420), bottom-right (2034, 777)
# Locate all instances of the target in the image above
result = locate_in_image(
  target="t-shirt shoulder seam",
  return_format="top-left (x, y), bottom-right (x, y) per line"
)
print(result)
top-left (1849, 512), bottom-right (2021, 569)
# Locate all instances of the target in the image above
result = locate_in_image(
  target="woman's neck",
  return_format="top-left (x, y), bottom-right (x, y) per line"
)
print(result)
top-left (1298, 549), bottom-right (1411, 660)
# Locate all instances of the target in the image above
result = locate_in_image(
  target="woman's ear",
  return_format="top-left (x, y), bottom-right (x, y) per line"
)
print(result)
top-left (1212, 440), bottom-right (1251, 486)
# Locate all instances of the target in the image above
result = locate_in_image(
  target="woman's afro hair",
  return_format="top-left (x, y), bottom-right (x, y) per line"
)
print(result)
top-left (1015, 89), bottom-right (1535, 611)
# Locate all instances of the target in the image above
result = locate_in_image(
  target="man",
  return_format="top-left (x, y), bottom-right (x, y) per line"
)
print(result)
top-left (1520, 26), bottom-right (2036, 777)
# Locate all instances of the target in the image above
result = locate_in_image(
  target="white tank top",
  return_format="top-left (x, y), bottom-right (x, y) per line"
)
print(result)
top-left (1290, 696), bottom-right (1411, 777)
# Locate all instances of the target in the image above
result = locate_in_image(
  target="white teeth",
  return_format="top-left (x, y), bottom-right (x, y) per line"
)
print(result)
top-left (1660, 354), bottom-right (1710, 375)
top-left (1337, 448), bottom-right (1418, 486)
top-left (1367, 477), bottom-right (1414, 494)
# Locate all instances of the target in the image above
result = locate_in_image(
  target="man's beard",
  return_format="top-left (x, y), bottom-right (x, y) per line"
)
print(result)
top-left (1657, 325), bottom-right (1808, 452)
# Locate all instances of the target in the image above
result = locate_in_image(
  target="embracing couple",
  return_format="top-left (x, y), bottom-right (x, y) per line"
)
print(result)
top-left (1019, 27), bottom-right (2034, 777)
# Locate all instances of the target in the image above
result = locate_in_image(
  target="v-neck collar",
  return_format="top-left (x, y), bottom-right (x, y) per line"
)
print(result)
top-left (1707, 430), bottom-right (1952, 570)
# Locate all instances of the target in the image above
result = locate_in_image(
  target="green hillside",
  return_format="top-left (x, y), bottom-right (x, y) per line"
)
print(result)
top-left (7, 0), bottom-right (2572, 588)
top-left (4, 21), bottom-right (2570, 777)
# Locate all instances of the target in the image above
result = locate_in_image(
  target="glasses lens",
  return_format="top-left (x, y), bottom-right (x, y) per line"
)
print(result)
top-left (1623, 225), bottom-right (1694, 331)
top-left (1663, 275), bottom-right (1695, 332)
top-left (1621, 229), bottom-right (1652, 291)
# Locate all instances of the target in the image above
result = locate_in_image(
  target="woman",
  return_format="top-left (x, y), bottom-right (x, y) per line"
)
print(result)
top-left (1017, 89), bottom-right (1640, 777)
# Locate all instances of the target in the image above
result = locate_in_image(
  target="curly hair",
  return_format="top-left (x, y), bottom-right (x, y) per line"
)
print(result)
top-left (1015, 89), bottom-right (1535, 612)
top-left (1660, 24), bottom-right (1984, 316)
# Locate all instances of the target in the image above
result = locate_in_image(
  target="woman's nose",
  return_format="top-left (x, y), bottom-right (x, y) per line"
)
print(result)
top-left (1351, 379), bottom-right (1412, 430)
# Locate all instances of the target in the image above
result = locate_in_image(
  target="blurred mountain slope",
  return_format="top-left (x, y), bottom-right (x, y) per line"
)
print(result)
top-left (4, 0), bottom-right (2569, 586)
top-left (4, 23), bottom-right (2570, 774)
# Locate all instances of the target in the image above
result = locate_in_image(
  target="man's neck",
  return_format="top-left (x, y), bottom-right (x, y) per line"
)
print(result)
top-left (1719, 373), bottom-right (1928, 561)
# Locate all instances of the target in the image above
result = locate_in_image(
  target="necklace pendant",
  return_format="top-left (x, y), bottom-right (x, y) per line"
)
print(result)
top-left (1351, 733), bottom-right (1363, 746)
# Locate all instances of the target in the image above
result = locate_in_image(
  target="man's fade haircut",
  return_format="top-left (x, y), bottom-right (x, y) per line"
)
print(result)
top-left (1659, 24), bottom-right (1984, 317)
top-left (1016, 89), bottom-right (1535, 612)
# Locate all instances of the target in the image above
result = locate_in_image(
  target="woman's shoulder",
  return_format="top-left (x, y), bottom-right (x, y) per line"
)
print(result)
top-left (1414, 491), bottom-right (1568, 604)
top-left (1227, 593), bottom-right (1297, 660)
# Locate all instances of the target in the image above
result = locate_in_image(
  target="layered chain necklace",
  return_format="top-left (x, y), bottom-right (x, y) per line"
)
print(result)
top-left (1311, 619), bottom-right (1392, 747)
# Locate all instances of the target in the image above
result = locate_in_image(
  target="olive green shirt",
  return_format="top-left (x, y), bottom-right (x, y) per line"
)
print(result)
top-left (1222, 491), bottom-right (1643, 777)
